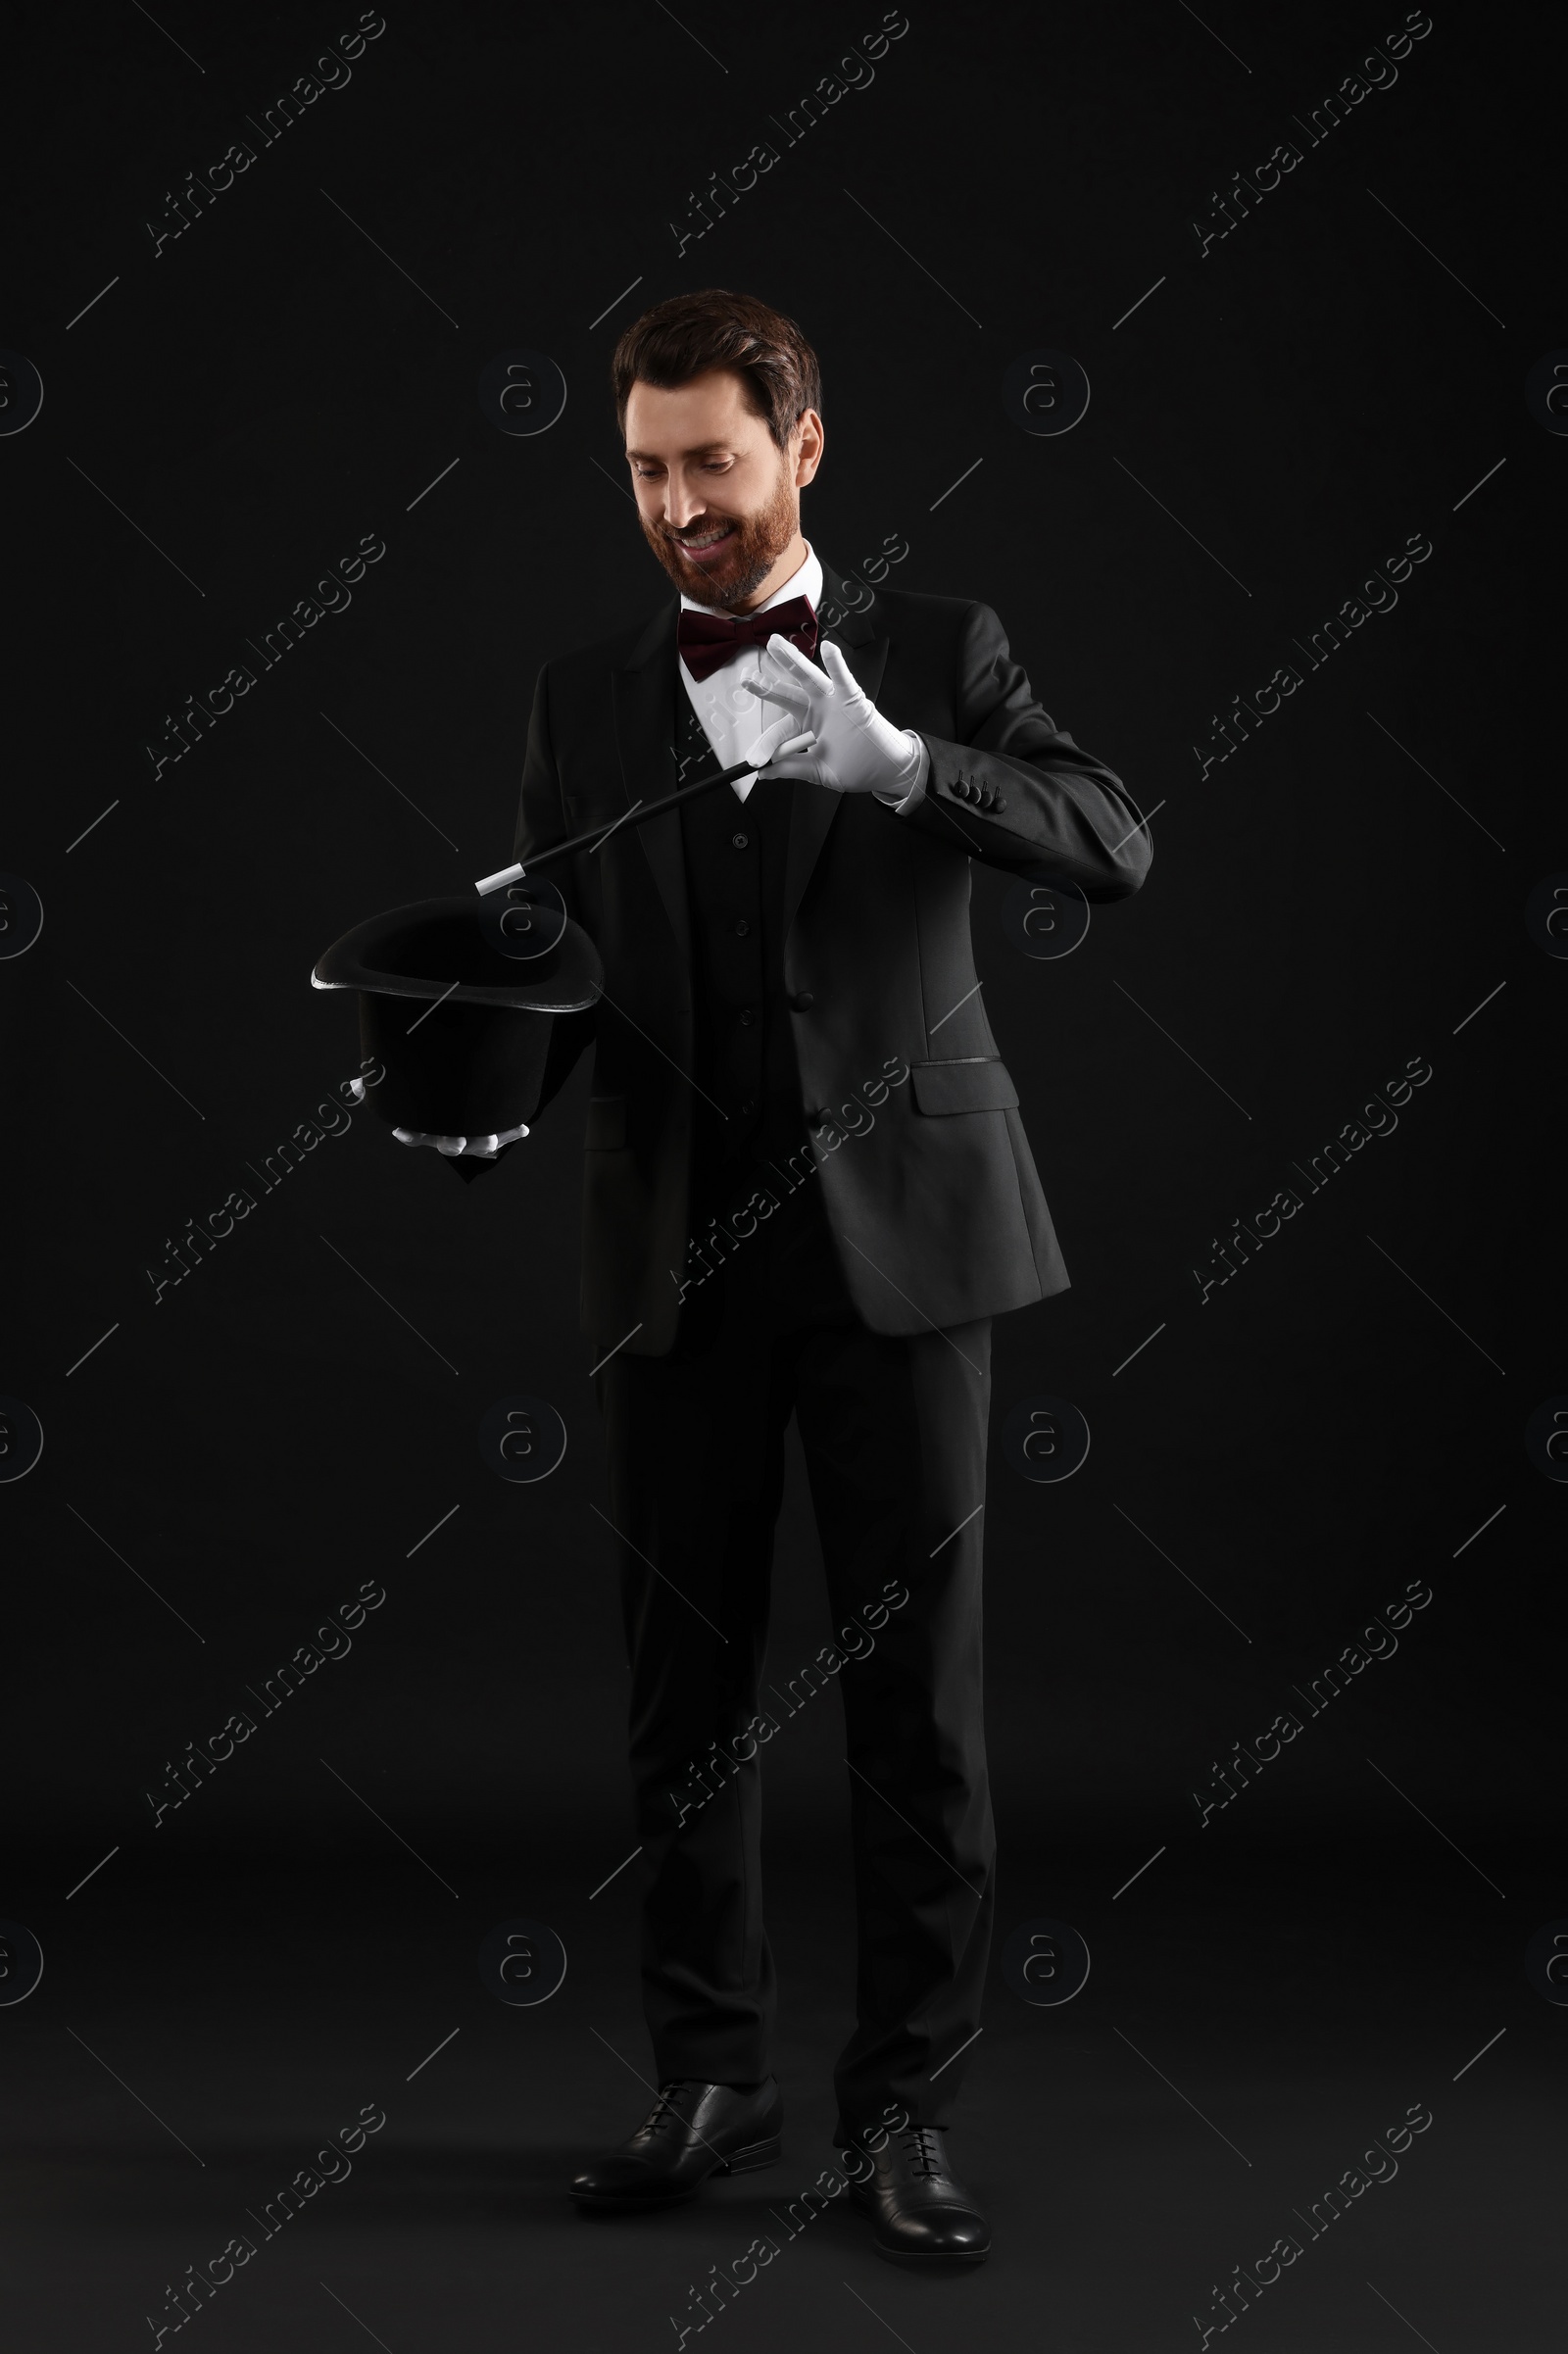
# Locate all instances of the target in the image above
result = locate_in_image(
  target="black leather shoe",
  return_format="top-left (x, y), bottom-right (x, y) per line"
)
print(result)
top-left (844, 2122), bottom-right (991, 2263)
top-left (569, 2078), bottom-right (783, 2210)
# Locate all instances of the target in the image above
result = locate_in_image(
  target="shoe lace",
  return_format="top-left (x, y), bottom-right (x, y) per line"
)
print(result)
top-left (643, 2081), bottom-right (691, 2136)
top-left (898, 2124), bottom-right (945, 2178)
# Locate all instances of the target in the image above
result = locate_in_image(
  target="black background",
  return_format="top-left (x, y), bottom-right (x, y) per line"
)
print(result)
top-left (2, 2), bottom-right (1559, 2347)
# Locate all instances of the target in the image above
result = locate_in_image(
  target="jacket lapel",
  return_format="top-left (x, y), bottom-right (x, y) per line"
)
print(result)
top-left (610, 557), bottom-right (891, 959)
top-left (611, 600), bottom-right (687, 959)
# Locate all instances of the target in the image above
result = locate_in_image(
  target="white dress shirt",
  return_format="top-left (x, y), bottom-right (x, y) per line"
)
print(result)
top-left (677, 540), bottom-right (929, 811)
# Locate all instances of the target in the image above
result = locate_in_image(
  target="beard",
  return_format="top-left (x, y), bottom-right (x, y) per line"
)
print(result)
top-left (640, 457), bottom-right (800, 613)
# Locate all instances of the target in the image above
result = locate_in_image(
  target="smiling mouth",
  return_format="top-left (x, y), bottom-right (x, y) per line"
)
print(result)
top-left (675, 524), bottom-right (737, 555)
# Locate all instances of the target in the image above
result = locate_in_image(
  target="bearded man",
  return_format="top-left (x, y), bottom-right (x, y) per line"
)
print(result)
top-left (463, 288), bottom-right (1151, 2264)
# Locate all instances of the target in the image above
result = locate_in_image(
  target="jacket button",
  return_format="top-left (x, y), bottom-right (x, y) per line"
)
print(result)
top-left (994, 793), bottom-right (1006, 813)
top-left (735, 917), bottom-right (751, 936)
top-left (789, 989), bottom-right (814, 1011)
top-left (732, 831), bottom-right (749, 849)
top-left (739, 1007), bottom-right (756, 1026)
top-left (955, 777), bottom-right (972, 800)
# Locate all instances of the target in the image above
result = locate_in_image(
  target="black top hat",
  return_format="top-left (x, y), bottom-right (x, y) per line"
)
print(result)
top-left (312, 893), bottom-right (602, 1139)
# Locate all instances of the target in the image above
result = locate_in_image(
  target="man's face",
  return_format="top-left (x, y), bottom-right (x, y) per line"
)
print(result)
top-left (624, 367), bottom-right (821, 613)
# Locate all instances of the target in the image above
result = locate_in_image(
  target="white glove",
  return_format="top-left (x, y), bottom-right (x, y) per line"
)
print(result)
top-left (742, 636), bottom-right (923, 797)
top-left (393, 1121), bottom-right (529, 1157)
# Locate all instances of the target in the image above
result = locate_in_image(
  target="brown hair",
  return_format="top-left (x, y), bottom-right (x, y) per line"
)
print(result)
top-left (611, 288), bottom-right (822, 450)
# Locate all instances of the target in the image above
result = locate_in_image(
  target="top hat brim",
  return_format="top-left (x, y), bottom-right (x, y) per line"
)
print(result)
top-left (311, 896), bottom-right (601, 1010)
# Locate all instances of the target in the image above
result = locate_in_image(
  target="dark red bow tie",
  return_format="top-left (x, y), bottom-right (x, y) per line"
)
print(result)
top-left (676, 593), bottom-right (819, 684)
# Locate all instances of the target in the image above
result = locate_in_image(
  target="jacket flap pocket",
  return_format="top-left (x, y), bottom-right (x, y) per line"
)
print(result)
top-left (910, 1057), bottom-right (1019, 1115)
top-left (585, 1095), bottom-right (626, 1150)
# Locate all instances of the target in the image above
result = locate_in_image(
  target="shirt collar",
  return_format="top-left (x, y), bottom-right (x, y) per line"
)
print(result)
top-left (679, 539), bottom-right (822, 618)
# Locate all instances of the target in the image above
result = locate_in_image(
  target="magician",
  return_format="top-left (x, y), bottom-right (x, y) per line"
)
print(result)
top-left (445, 288), bottom-right (1151, 2264)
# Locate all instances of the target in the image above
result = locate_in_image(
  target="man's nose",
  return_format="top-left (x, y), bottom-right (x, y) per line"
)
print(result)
top-left (662, 473), bottom-right (706, 529)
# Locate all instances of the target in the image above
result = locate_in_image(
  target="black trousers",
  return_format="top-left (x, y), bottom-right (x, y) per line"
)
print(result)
top-left (594, 1154), bottom-right (996, 2145)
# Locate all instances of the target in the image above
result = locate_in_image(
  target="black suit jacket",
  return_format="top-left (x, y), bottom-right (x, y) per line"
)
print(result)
top-left (503, 558), bottom-right (1152, 1355)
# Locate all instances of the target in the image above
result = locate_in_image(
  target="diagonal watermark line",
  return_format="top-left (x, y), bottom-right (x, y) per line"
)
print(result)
top-left (836, 1233), bottom-right (985, 1374)
top-left (1365, 189), bottom-right (1506, 329)
top-left (130, 0), bottom-right (203, 69)
top-left (1365, 2279), bottom-right (1444, 2352)
top-left (65, 457), bottom-right (206, 597)
top-left (66, 1845), bottom-right (121, 1901)
top-left (1110, 457), bottom-right (1251, 597)
top-left (589, 453), bottom-right (636, 505)
top-left (1112, 981), bottom-right (1251, 1119)
top-left (318, 712), bottom-right (460, 850)
top-left (405, 979), bottom-right (460, 1036)
top-left (65, 980), bottom-right (205, 1119)
top-left (589, 1501), bottom-right (729, 1643)
top-left (589, 2026), bottom-right (729, 2158)
top-left (929, 457), bottom-right (983, 513)
top-left (66, 1324), bottom-right (120, 1377)
top-left (1452, 979), bottom-right (1504, 1035)
top-left (591, 799), bottom-right (645, 854)
top-left (842, 2280), bottom-right (921, 2351)
top-left (652, 0), bottom-right (726, 72)
top-left (1177, 0), bottom-right (1250, 71)
top-left (1112, 1503), bottom-right (1252, 1643)
top-left (1451, 2026), bottom-right (1505, 2082)
top-left (66, 802), bottom-right (121, 852)
top-left (1110, 799), bottom-right (1164, 850)
top-left (66, 1502), bottom-right (207, 1643)
top-left (930, 1503), bottom-right (982, 1557)
top-left (406, 456), bottom-right (461, 513)
top-left (842, 187), bottom-right (982, 328)
top-left (845, 1756), bottom-right (984, 1899)
top-left (66, 275), bottom-right (120, 329)
top-left (930, 980), bottom-right (982, 1034)
top-left (1112, 2027), bottom-right (1251, 2166)
top-left (589, 1845), bottom-right (642, 1901)
top-left (929, 2025), bottom-right (982, 2084)
top-left (66, 2027), bottom-right (206, 2164)
top-left (319, 1758), bottom-right (460, 1898)
top-left (319, 188), bottom-right (460, 327)
top-left (406, 2026), bottom-right (460, 2082)
top-left (596, 980), bottom-right (730, 1118)
top-left (588, 1322), bottom-right (644, 1377)
top-left (1111, 1322), bottom-right (1165, 1378)
top-left (318, 1234), bottom-right (460, 1375)
top-left (1365, 711), bottom-right (1505, 851)
top-left (1364, 1235), bottom-right (1504, 1374)
top-left (589, 274), bottom-right (644, 330)
top-left (1364, 1758), bottom-right (1506, 1897)
top-left (319, 2281), bottom-right (394, 2353)
top-left (1452, 456), bottom-right (1506, 514)
top-left (1111, 1845), bottom-right (1166, 1900)
top-left (407, 1503), bottom-right (460, 1558)
top-left (1452, 1502), bottom-right (1504, 1559)
top-left (1112, 275), bottom-right (1166, 330)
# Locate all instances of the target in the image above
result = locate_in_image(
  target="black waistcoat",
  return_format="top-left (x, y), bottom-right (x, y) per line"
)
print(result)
top-left (674, 689), bottom-right (812, 1211)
